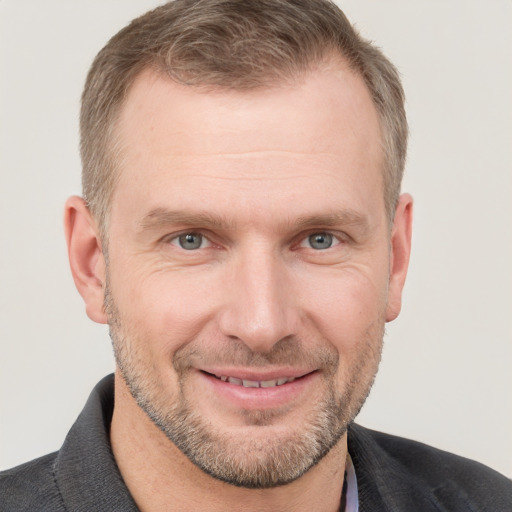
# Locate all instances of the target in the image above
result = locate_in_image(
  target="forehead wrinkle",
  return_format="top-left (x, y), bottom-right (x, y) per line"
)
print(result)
top-left (154, 148), bottom-right (342, 158)
top-left (171, 172), bottom-right (337, 183)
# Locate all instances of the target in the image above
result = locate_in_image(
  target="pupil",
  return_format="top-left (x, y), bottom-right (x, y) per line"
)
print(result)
top-left (309, 233), bottom-right (332, 250)
top-left (179, 233), bottom-right (201, 250)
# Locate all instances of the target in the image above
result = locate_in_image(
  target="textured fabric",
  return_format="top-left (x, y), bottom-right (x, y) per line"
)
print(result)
top-left (348, 424), bottom-right (512, 511)
top-left (0, 375), bottom-right (139, 512)
top-left (1, 374), bottom-right (511, 511)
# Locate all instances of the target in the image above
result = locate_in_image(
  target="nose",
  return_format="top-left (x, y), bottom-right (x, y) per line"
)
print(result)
top-left (217, 244), bottom-right (298, 353)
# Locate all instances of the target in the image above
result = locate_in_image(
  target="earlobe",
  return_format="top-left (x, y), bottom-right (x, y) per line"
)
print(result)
top-left (64, 196), bottom-right (108, 324)
top-left (386, 193), bottom-right (413, 322)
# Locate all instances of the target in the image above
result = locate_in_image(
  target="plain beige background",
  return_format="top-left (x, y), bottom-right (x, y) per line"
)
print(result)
top-left (1, 1), bottom-right (511, 477)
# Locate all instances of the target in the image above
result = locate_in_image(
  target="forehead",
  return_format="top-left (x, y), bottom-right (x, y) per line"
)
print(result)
top-left (117, 63), bottom-right (381, 157)
top-left (110, 64), bottom-right (384, 226)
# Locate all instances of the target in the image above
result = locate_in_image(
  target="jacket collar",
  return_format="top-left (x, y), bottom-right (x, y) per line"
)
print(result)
top-left (347, 423), bottom-right (465, 512)
top-left (54, 374), bottom-right (139, 511)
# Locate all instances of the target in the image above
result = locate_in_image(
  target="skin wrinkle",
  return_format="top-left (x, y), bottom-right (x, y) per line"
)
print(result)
top-left (134, 238), bottom-right (382, 275)
top-left (138, 169), bottom-right (349, 179)
top-left (148, 149), bottom-right (346, 157)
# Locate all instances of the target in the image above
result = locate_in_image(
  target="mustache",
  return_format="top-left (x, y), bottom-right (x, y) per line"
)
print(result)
top-left (172, 335), bottom-right (339, 375)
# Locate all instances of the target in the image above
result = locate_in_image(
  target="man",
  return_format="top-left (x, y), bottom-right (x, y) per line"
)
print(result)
top-left (1, 0), bottom-right (511, 510)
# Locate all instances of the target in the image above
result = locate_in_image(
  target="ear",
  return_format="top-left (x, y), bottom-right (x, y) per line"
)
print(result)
top-left (386, 193), bottom-right (413, 322)
top-left (64, 196), bottom-right (107, 324)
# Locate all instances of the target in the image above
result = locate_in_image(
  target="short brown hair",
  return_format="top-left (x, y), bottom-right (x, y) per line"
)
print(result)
top-left (80, 0), bottom-right (407, 234)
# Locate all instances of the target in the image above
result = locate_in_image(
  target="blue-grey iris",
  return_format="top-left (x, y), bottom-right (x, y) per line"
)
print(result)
top-left (308, 233), bottom-right (333, 250)
top-left (179, 233), bottom-right (203, 250)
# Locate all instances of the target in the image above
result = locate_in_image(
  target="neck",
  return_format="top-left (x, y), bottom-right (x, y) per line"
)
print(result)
top-left (110, 373), bottom-right (347, 512)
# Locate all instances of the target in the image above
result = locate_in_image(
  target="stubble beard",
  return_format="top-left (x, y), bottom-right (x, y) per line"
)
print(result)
top-left (104, 282), bottom-right (384, 489)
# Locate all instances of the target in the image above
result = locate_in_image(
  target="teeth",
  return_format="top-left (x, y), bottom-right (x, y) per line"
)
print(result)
top-left (216, 375), bottom-right (296, 388)
top-left (242, 379), bottom-right (259, 388)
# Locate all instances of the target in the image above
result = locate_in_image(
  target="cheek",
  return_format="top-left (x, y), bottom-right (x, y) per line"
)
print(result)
top-left (297, 264), bottom-right (389, 346)
top-left (294, 265), bottom-right (387, 391)
top-left (112, 266), bottom-right (223, 351)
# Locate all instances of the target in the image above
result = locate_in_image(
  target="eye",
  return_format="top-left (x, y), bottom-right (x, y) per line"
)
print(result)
top-left (301, 232), bottom-right (339, 250)
top-left (170, 232), bottom-right (210, 250)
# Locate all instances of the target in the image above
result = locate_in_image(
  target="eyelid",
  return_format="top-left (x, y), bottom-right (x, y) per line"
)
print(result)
top-left (160, 228), bottom-right (349, 250)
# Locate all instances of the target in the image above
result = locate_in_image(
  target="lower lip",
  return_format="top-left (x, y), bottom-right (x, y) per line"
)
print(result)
top-left (198, 371), bottom-right (318, 410)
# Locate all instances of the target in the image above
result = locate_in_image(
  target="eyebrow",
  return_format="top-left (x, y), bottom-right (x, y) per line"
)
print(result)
top-left (138, 207), bottom-right (370, 234)
top-left (138, 208), bottom-right (235, 232)
top-left (294, 211), bottom-right (370, 233)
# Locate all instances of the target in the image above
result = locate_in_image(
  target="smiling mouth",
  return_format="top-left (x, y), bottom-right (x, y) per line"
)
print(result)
top-left (202, 371), bottom-right (309, 388)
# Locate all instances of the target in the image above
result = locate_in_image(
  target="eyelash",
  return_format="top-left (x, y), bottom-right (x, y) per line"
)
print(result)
top-left (165, 230), bottom-right (345, 252)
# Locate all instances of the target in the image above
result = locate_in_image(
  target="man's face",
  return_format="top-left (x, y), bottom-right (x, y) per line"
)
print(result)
top-left (102, 64), bottom-right (406, 488)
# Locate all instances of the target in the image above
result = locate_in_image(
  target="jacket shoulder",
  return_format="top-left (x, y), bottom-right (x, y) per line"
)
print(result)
top-left (369, 427), bottom-right (509, 484)
top-left (349, 424), bottom-right (512, 511)
top-left (0, 452), bottom-right (66, 512)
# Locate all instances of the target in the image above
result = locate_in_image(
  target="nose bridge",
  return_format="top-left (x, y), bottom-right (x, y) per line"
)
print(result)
top-left (219, 240), bottom-right (296, 352)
